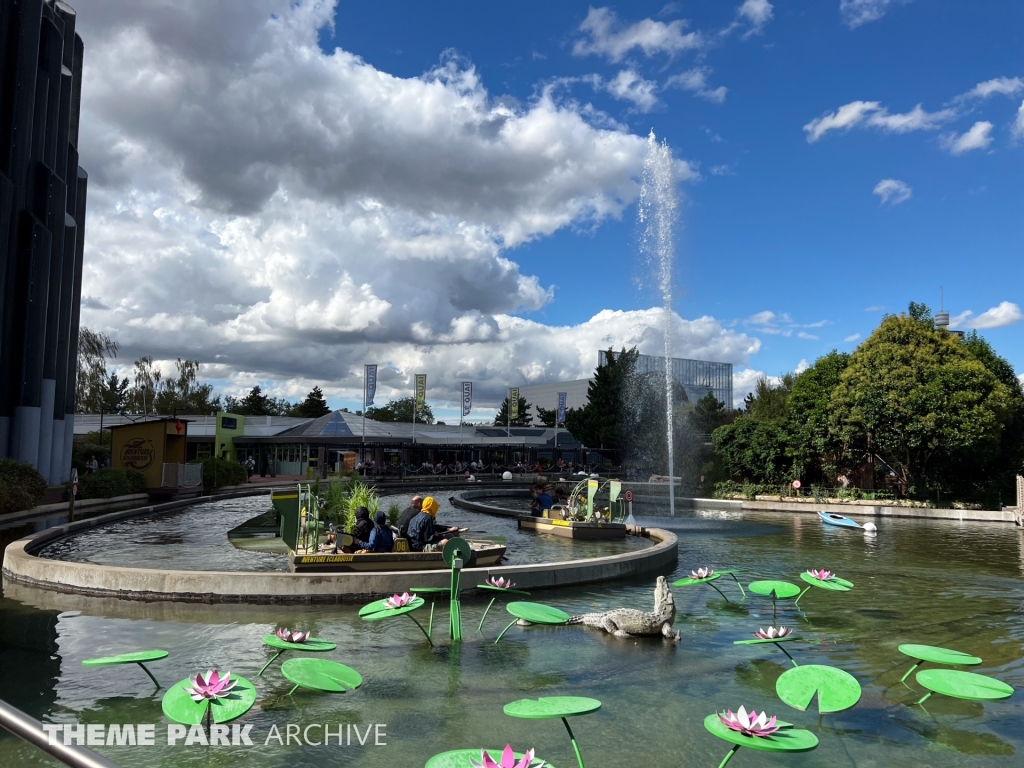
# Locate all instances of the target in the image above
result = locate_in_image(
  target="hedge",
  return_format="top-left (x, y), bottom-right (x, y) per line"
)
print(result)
top-left (0, 459), bottom-right (48, 516)
top-left (77, 468), bottom-right (148, 500)
top-left (201, 457), bottom-right (248, 491)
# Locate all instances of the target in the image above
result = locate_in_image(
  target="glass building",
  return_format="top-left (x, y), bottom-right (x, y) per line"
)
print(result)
top-left (600, 352), bottom-right (733, 408)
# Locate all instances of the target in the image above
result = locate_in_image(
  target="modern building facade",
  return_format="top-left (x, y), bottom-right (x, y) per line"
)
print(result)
top-left (602, 351), bottom-right (733, 407)
top-left (516, 378), bottom-right (592, 426)
top-left (0, 0), bottom-right (88, 485)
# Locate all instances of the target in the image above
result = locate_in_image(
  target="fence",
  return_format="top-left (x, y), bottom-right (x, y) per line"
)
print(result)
top-left (160, 463), bottom-right (203, 489)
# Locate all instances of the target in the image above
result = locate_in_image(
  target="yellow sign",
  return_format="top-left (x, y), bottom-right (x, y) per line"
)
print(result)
top-left (120, 438), bottom-right (155, 471)
top-left (415, 374), bottom-right (427, 406)
top-left (509, 387), bottom-right (520, 420)
top-left (298, 555), bottom-right (354, 564)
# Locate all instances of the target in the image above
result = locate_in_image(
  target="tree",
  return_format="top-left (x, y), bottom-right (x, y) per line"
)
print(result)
top-left (99, 372), bottom-right (130, 412)
top-left (126, 355), bottom-right (162, 415)
top-left (153, 359), bottom-right (221, 414)
top-left (689, 392), bottom-right (732, 434)
top-left (224, 385), bottom-right (293, 416)
top-left (494, 396), bottom-right (533, 427)
top-left (364, 396), bottom-right (435, 424)
top-left (75, 328), bottom-right (119, 412)
top-left (830, 312), bottom-right (1014, 495)
top-left (535, 405), bottom-right (557, 427)
top-left (566, 347), bottom-right (639, 449)
top-left (291, 386), bottom-right (331, 418)
top-left (742, 374), bottom-right (794, 420)
top-left (785, 351), bottom-right (851, 482)
top-left (713, 417), bottom-right (790, 485)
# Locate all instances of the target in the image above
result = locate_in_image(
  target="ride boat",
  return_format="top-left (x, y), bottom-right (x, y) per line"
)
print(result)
top-left (517, 477), bottom-right (628, 540)
top-left (817, 510), bottom-right (863, 529)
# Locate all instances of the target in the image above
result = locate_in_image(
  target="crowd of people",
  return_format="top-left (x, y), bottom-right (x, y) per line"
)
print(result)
top-left (321, 494), bottom-right (460, 556)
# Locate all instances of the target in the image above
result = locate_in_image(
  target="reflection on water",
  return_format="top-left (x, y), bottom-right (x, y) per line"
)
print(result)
top-left (2, 506), bottom-right (1024, 766)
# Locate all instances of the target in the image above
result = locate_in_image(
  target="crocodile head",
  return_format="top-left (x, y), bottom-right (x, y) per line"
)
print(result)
top-left (654, 575), bottom-right (674, 616)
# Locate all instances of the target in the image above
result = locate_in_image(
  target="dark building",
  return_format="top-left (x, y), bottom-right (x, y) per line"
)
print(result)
top-left (0, 0), bottom-right (88, 485)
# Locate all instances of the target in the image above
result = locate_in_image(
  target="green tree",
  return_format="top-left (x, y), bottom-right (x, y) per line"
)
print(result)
top-left (224, 385), bottom-right (293, 416)
top-left (291, 386), bottom-right (331, 418)
top-left (126, 355), bottom-right (162, 414)
top-left (566, 347), bottom-right (639, 449)
top-left (785, 351), bottom-right (851, 482)
top-left (153, 359), bottom-right (221, 414)
top-left (689, 392), bottom-right (732, 434)
top-left (535, 405), bottom-right (557, 427)
top-left (75, 328), bottom-right (119, 412)
top-left (494, 396), bottom-right (533, 427)
top-left (830, 312), bottom-right (1014, 495)
top-left (365, 396), bottom-right (435, 424)
top-left (712, 417), bottom-right (790, 485)
top-left (99, 372), bottom-right (130, 412)
top-left (743, 374), bottom-right (794, 420)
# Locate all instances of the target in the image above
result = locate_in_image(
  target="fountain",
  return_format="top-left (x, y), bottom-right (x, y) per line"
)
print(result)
top-left (638, 130), bottom-right (679, 516)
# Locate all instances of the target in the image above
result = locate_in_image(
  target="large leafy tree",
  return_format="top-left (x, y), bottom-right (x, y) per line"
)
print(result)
top-left (291, 386), bottom-right (331, 418)
top-left (785, 351), bottom-right (851, 482)
top-left (830, 312), bottom-right (1014, 495)
top-left (153, 359), bottom-right (222, 414)
top-left (535, 405), bottom-right (557, 427)
top-left (565, 347), bottom-right (638, 449)
top-left (365, 396), bottom-right (435, 424)
top-left (224, 385), bottom-right (293, 416)
top-left (713, 417), bottom-right (790, 484)
top-left (493, 396), bottom-right (533, 427)
top-left (75, 328), bottom-right (119, 412)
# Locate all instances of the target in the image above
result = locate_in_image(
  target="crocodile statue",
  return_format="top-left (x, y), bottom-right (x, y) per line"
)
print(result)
top-left (565, 575), bottom-right (680, 640)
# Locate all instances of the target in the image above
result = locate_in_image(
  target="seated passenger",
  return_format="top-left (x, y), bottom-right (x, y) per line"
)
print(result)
top-left (528, 485), bottom-right (554, 517)
top-left (357, 511), bottom-right (395, 553)
top-left (407, 497), bottom-right (449, 552)
top-left (397, 496), bottom-right (423, 539)
top-left (351, 506), bottom-right (373, 542)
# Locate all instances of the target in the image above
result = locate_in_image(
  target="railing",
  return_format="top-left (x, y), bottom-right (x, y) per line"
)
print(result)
top-left (160, 463), bottom-right (203, 488)
top-left (0, 697), bottom-right (119, 768)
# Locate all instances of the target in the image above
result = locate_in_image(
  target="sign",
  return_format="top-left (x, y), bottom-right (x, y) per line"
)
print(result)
top-left (462, 382), bottom-right (473, 417)
top-left (509, 387), bottom-right (520, 420)
top-left (623, 489), bottom-right (634, 503)
top-left (792, 480), bottom-right (802, 490)
top-left (220, 416), bottom-right (237, 430)
top-left (71, 468), bottom-right (79, 497)
top-left (557, 392), bottom-right (567, 426)
top-left (364, 364), bottom-right (377, 408)
top-left (120, 438), bottom-right (156, 471)
top-left (415, 374), bottom-right (427, 406)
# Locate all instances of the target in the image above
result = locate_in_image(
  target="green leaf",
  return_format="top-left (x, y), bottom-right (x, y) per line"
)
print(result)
top-left (360, 596), bottom-right (425, 620)
top-left (898, 644), bottom-right (982, 666)
top-left (425, 749), bottom-right (553, 768)
top-left (748, 580), bottom-right (801, 599)
top-left (161, 675), bottom-right (256, 725)
top-left (478, 584), bottom-right (532, 595)
top-left (673, 572), bottom-right (723, 586)
top-left (83, 650), bottom-right (168, 666)
top-left (916, 670), bottom-right (1014, 701)
top-left (703, 714), bottom-right (818, 753)
top-left (734, 636), bottom-right (800, 645)
top-left (281, 659), bottom-right (362, 693)
top-left (262, 635), bottom-right (336, 652)
top-left (505, 602), bottom-right (570, 625)
top-left (776, 664), bottom-right (862, 713)
top-left (800, 573), bottom-right (852, 591)
top-left (504, 696), bottom-right (602, 719)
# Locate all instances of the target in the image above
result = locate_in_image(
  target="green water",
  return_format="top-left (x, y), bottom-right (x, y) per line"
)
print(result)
top-left (2, 504), bottom-right (1023, 767)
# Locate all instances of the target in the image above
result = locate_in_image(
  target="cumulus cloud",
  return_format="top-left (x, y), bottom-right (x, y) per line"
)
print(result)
top-left (665, 67), bottom-right (728, 103)
top-left (967, 302), bottom-right (1022, 329)
top-left (873, 178), bottom-right (912, 205)
top-left (736, 0), bottom-right (774, 36)
top-left (840, 0), bottom-right (910, 29)
top-left (1013, 100), bottom-right (1024, 140)
top-left (940, 121), bottom-right (994, 155)
top-left (957, 77), bottom-right (1024, 102)
top-left (795, 359), bottom-right (810, 374)
top-left (602, 69), bottom-right (659, 111)
top-left (71, 0), bottom-right (744, 413)
top-left (733, 368), bottom-right (782, 408)
top-left (804, 101), bottom-right (955, 142)
top-left (573, 7), bottom-right (702, 62)
top-left (844, 333), bottom-right (861, 342)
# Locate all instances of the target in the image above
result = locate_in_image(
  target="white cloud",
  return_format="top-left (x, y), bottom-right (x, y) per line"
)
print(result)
top-left (940, 121), bottom-right (994, 155)
top-left (666, 67), bottom-right (728, 103)
top-left (573, 7), bottom-right (702, 63)
top-left (864, 305), bottom-right (885, 312)
top-left (602, 69), bottom-right (659, 111)
top-left (957, 77), bottom-right (1024, 102)
top-left (948, 310), bottom-right (973, 328)
top-left (1018, 372), bottom-right (1024, 388)
top-left (803, 100), bottom-right (955, 142)
top-left (1013, 100), bottom-right (1024, 140)
top-left (840, 0), bottom-right (910, 29)
top-left (733, 369), bottom-right (782, 408)
top-left (736, 0), bottom-right (774, 36)
top-left (844, 333), bottom-right (861, 342)
top-left (873, 178), bottom-right (912, 205)
top-left (967, 302), bottom-right (1023, 329)
top-left (797, 331), bottom-right (819, 340)
top-left (795, 359), bottom-right (810, 374)
top-left (70, 0), bottom-right (741, 410)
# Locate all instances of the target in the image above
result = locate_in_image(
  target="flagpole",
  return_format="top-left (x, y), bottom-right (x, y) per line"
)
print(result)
top-left (362, 365), bottom-right (367, 463)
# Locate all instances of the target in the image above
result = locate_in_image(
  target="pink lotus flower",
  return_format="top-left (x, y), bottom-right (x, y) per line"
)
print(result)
top-left (717, 706), bottom-right (781, 738)
top-left (275, 628), bottom-right (311, 644)
top-left (485, 576), bottom-right (517, 589)
top-left (385, 592), bottom-right (416, 609)
top-left (184, 670), bottom-right (237, 702)
top-left (691, 567), bottom-right (715, 579)
top-left (470, 745), bottom-right (541, 768)
top-left (754, 626), bottom-right (792, 640)
top-left (806, 569), bottom-right (833, 581)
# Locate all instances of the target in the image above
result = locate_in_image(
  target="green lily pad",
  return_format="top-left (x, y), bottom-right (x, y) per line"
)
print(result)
top-left (262, 635), bottom-right (336, 652)
top-left (703, 714), bottom-right (818, 753)
top-left (505, 602), bottom-right (570, 625)
top-left (673, 572), bottom-right (723, 586)
top-left (425, 749), bottom-right (553, 767)
top-left (360, 596), bottom-right (426, 620)
top-left (281, 658), bottom-right (362, 693)
top-left (776, 664), bottom-right (862, 713)
top-left (83, 650), bottom-right (168, 666)
top-left (899, 644), bottom-right (982, 666)
top-left (734, 636), bottom-right (800, 645)
top-left (748, 581), bottom-right (801, 599)
top-left (503, 696), bottom-right (601, 719)
top-left (410, 587), bottom-right (451, 594)
top-left (478, 584), bottom-right (531, 595)
top-left (916, 670), bottom-right (1014, 701)
top-left (161, 674), bottom-right (256, 725)
top-left (800, 573), bottom-right (853, 591)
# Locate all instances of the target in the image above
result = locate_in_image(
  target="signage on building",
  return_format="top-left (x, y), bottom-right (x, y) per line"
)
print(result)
top-left (221, 417), bottom-right (238, 430)
top-left (365, 364), bottom-right (377, 407)
top-left (462, 382), bottom-right (473, 416)
top-left (415, 374), bottom-right (427, 406)
top-left (557, 392), bottom-right (567, 426)
top-left (509, 388), bottom-right (520, 420)
top-left (120, 438), bottom-right (156, 471)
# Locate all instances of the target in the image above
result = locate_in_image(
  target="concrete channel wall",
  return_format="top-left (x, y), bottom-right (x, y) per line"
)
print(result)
top-left (2, 488), bottom-right (678, 604)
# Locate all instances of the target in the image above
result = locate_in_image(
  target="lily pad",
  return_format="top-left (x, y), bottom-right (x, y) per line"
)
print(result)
top-left (360, 596), bottom-right (426, 620)
top-left (916, 670), bottom-right (1014, 701)
top-left (83, 650), bottom-right (168, 666)
top-left (673, 572), bottom-right (723, 586)
top-left (425, 749), bottom-right (553, 767)
top-left (478, 584), bottom-right (531, 595)
top-left (503, 696), bottom-right (601, 719)
top-left (505, 602), bottom-right (570, 625)
top-left (262, 635), bottom-right (336, 652)
top-left (800, 573), bottom-right (853, 591)
top-left (776, 664), bottom-right (861, 713)
top-left (899, 644), bottom-right (982, 666)
top-left (161, 675), bottom-right (256, 725)
top-left (703, 714), bottom-right (818, 753)
top-left (734, 636), bottom-right (801, 645)
top-left (410, 587), bottom-right (451, 595)
top-left (281, 658), bottom-right (362, 693)
top-left (748, 581), bottom-right (801, 599)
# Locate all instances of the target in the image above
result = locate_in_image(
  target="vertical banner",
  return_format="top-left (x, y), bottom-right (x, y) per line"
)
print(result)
top-left (462, 382), bottom-right (473, 417)
top-left (415, 374), bottom-right (427, 406)
top-left (509, 387), bottom-right (520, 421)
top-left (557, 391), bottom-right (567, 426)
top-left (364, 364), bottom-right (377, 408)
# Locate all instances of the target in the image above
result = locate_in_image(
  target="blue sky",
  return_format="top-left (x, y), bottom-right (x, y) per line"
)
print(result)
top-left (75, 0), bottom-right (1023, 418)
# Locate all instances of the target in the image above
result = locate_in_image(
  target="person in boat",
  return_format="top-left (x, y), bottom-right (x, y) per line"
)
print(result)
top-left (528, 484), bottom-right (554, 516)
top-left (356, 511), bottom-right (394, 553)
top-left (397, 496), bottom-right (423, 538)
top-left (352, 506), bottom-right (373, 542)
top-left (407, 497), bottom-right (449, 552)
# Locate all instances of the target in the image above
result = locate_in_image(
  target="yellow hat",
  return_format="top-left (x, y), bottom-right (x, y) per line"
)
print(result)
top-left (422, 497), bottom-right (439, 517)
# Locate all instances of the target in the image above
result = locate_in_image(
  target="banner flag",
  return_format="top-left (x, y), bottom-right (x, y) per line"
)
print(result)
top-left (509, 387), bottom-right (520, 420)
top-left (364, 364), bottom-right (377, 408)
top-left (415, 374), bottom-right (427, 406)
top-left (557, 392), bottom-right (567, 426)
top-left (462, 382), bottom-right (473, 417)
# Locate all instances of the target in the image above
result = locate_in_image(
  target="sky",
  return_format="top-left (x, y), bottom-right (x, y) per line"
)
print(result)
top-left (72, 0), bottom-right (1024, 419)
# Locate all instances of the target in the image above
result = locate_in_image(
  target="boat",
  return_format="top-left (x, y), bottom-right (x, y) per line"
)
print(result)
top-left (290, 540), bottom-right (506, 573)
top-left (517, 515), bottom-right (627, 540)
top-left (817, 510), bottom-right (863, 529)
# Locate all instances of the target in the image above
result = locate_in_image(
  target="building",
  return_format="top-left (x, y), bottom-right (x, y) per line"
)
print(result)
top-left (602, 351), bottom-right (733, 407)
top-left (0, 0), bottom-right (88, 485)
top-left (516, 379), bottom-right (592, 426)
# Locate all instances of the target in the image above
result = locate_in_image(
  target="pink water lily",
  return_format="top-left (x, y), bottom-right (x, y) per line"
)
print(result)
top-left (485, 576), bottom-right (517, 589)
top-left (385, 592), bottom-right (416, 609)
top-left (470, 745), bottom-right (542, 768)
top-left (754, 626), bottom-right (792, 640)
top-left (717, 706), bottom-right (781, 738)
top-left (184, 670), bottom-right (238, 702)
top-left (275, 628), bottom-right (311, 644)
top-left (690, 567), bottom-right (715, 580)
top-left (806, 569), bottom-right (834, 581)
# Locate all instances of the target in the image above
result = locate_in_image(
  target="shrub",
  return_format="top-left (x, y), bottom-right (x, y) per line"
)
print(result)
top-left (72, 441), bottom-right (110, 475)
top-left (201, 457), bottom-right (248, 491)
top-left (0, 459), bottom-right (49, 515)
top-left (77, 468), bottom-right (144, 499)
top-left (712, 480), bottom-right (742, 500)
